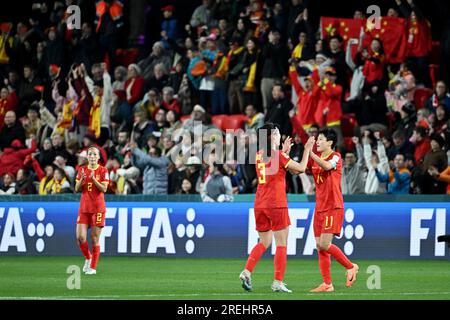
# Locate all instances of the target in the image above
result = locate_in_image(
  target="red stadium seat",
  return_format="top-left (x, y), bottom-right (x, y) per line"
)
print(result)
top-left (211, 115), bottom-right (228, 130)
top-left (414, 87), bottom-right (433, 110)
top-left (340, 113), bottom-right (358, 137)
top-left (222, 115), bottom-right (248, 131)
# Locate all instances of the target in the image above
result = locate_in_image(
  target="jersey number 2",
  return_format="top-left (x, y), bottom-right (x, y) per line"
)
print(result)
top-left (87, 182), bottom-right (92, 192)
top-left (257, 163), bottom-right (266, 184)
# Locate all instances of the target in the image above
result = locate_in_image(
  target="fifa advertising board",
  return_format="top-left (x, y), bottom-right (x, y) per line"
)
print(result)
top-left (0, 202), bottom-right (448, 259)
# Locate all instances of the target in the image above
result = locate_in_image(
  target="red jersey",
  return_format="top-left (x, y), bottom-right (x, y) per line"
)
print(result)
top-left (315, 81), bottom-right (343, 127)
top-left (307, 151), bottom-right (344, 212)
top-left (289, 67), bottom-right (320, 128)
top-left (254, 149), bottom-right (292, 209)
top-left (76, 165), bottom-right (109, 213)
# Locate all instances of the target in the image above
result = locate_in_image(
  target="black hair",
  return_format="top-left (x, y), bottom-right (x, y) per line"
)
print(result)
top-left (318, 128), bottom-right (338, 150)
top-left (414, 126), bottom-right (427, 137)
top-left (257, 122), bottom-right (279, 160)
top-left (150, 146), bottom-right (162, 157)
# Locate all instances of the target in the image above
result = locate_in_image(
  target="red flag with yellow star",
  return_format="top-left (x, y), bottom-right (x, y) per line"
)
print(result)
top-left (363, 16), bottom-right (408, 64)
top-left (321, 17), bottom-right (363, 45)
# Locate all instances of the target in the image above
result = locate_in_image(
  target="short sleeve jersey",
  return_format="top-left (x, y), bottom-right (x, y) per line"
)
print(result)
top-left (307, 151), bottom-right (344, 212)
top-left (76, 165), bottom-right (109, 213)
top-left (254, 149), bottom-right (292, 209)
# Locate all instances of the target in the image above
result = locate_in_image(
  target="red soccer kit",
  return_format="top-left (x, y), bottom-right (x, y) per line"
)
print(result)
top-left (254, 149), bottom-right (292, 232)
top-left (76, 165), bottom-right (109, 227)
top-left (314, 81), bottom-right (343, 128)
top-left (307, 151), bottom-right (344, 237)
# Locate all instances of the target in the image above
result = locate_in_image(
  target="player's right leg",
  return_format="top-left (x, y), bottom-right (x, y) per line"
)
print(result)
top-left (76, 221), bottom-right (91, 273)
top-left (310, 236), bottom-right (334, 292)
top-left (240, 230), bottom-right (272, 291)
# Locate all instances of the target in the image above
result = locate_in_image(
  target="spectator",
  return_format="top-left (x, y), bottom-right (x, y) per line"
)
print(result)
top-left (179, 177), bottom-right (197, 194)
top-left (15, 168), bottom-right (36, 195)
top-left (190, 0), bottom-right (212, 28)
top-left (201, 163), bottom-right (233, 202)
top-left (160, 5), bottom-right (181, 49)
top-left (30, 156), bottom-right (55, 195)
top-left (260, 30), bottom-right (289, 113)
top-left (388, 129), bottom-right (415, 160)
top-left (115, 152), bottom-right (141, 194)
top-left (0, 138), bottom-right (37, 177)
top-left (226, 36), bottom-right (245, 114)
top-left (375, 153), bottom-right (411, 194)
top-left (265, 83), bottom-right (293, 138)
top-left (356, 80), bottom-right (389, 135)
top-left (112, 66), bottom-right (127, 91)
top-left (405, 153), bottom-right (422, 194)
top-left (419, 134), bottom-right (448, 194)
top-left (425, 81), bottom-right (450, 113)
top-left (0, 111), bottom-right (26, 150)
top-left (428, 165), bottom-right (450, 194)
top-left (17, 65), bottom-right (42, 117)
top-left (327, 35), bottom-right (348, 95)
top-left (22, 103), bottom-right (42, 139)
top-left (410, 126), bottom-right (431, 166)
top-left (131, 143), bottom-right (169, 195)
top-left (153, 109), bottom-right (169, 136)
top-left (161, 86), bottom-right (181, 115)
top-left (138, 41), bottom-right (172, 83)
top-left (0, 86), bottom-right (18, 130)
top-left (185, 155), bottom-right (203, 193)
top-left (362, 131), bottom-right (389, 194)
top-left (244, 104), bottom-right (264, 131)
top-left (0, 173), bottom-right (16, 195)
top-left (145, 63), bottom-right (170, 93)
top-left (164, 109), bottom-right (183, 141)
top-left (342, 138), bottom-right (366, 195)
top-left (50, 167), bottom-right (71, 194)
top-left (131, 110), bottom-right (155, 149)
top-left (240, 37), bottom-right (261, 106)
top-left (124, 63), bottom-right (145, 106)
top-left (429, 104), bottom-right (449, 135)
top-left (53, 154), bottom-right (75, 183)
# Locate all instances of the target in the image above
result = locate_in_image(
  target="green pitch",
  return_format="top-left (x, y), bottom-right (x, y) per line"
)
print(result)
top-left (0, 257), bottom-right (449, 300)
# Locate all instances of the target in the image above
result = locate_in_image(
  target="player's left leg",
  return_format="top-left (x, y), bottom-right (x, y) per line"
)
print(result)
top-left (271, 227), bottom-right (291, 293)
top-left (319, 233), bottom-right (359, 287)
top-left (85, 226), bottom-right (102, 275)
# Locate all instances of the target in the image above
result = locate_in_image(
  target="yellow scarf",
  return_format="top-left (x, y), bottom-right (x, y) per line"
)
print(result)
top-left (39, 177), bottom-right (54, 195)
top-left (60, 99), bottom-right (74, 128)
top-left (89, 95), bottom-right (102, 138)
top-left (51, 177), bottom-right (67, 194)
top-left (244, 52), bottom-right (257, 93)
top-left (291, 43), bottom-right (303, 59)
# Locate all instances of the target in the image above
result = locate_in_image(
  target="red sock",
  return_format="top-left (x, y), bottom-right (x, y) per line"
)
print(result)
top-left (327, 244), bottom-right (353, 269)
top-left (318, 250), bottom-right (331, 285)
top-left (274, 246), bottom-right (287, 281)
top-left (78, 240), bottom-right (91, 260)
top-left (245, 243), bottom-right (266, 272)
top-left (90, 245), bottom-right (101, 270)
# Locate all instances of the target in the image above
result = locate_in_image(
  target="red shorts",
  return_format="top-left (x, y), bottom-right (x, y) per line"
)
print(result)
top-left (77, 211), bottom-right (105, 228)
top-left (254, 207), bottom-right (291, 232)
top-left (313, 208), bottom-right (344, 237)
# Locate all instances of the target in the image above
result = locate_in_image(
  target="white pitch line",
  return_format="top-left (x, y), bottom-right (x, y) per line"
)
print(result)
top-left (1, 291), bottom-right (450, 300)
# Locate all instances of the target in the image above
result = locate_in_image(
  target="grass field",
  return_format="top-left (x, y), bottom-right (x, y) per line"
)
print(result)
top-left (0, 257), bottom-right (449, 300)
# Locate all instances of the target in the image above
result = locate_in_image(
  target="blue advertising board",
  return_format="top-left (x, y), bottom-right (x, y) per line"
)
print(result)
top-left (0, 202), bottom-right (448, 259)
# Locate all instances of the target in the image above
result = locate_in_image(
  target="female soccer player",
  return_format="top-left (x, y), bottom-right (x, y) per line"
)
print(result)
top-left (75, 146), bottom-right (109, 275)
top-left (239, 123), bottom-right (315, 293)
top-left (307, 128), bottom-right (359, 292)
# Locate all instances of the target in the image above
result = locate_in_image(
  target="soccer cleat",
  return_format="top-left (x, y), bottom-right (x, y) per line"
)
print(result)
top-left (271, 281), bottom-right (292, 293)
top-left (310, 283), bottom-right (334, 292)
top-left (83, 259), bottom-right (91, 273)
top-left (239, 270), bottom-right (252, 291)
top-left (85, 268), bottom-right (97, 275)
top-left (346, 263), bottom-right (359, 287)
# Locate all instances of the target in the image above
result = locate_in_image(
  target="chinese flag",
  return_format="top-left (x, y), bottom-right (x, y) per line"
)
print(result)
top-left (363, 16), bottom-right (408, 64)
top-left (321, 17), bottom-right (363, 46)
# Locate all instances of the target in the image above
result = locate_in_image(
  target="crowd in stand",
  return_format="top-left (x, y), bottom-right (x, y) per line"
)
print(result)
top-left (0, 0), bottom-right (450, 200)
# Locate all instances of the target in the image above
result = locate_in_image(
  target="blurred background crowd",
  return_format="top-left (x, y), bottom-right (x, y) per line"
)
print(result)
top-left (0, 0), bottom-right (450, 200)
